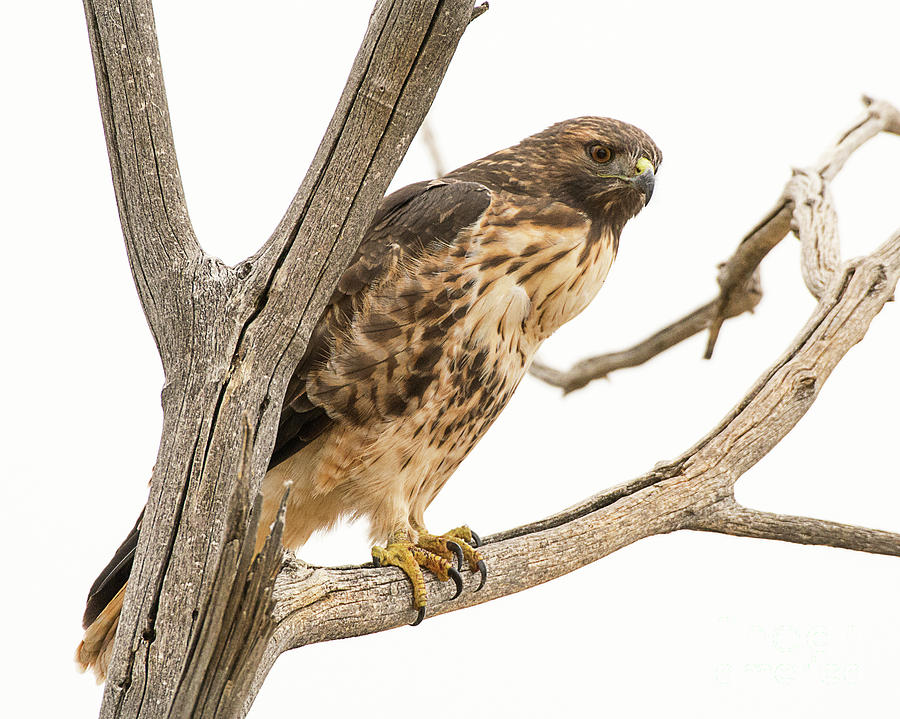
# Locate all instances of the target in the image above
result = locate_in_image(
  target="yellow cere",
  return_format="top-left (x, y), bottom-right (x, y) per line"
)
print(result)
top-left (635, 156), bottom-right (654, 175)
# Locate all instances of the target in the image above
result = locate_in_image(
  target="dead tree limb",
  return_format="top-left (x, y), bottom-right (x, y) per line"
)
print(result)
top-left (250, 224), bottom-right (900, 712)
top-left (704, 96), bottom-right (900, 356)
top-left (690, 499), bottom-right (900, 556)
top-left (82, 1), bottom-right (480, 717)
top-left (531, 97), bottom-right (900, 392)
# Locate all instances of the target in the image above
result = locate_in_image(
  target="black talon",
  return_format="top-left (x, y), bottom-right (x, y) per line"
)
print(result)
top-left (410, 605), bottom-right (426, 626)
top-left (446, 541), bottom-right (464, 571)
top-left (448, 567), bottom-right (463, 599)
top-left (372, 556), bottom-right (381, 568)
top-left (469, 529), bottom-right (482, 548)
top-left (475, 559), bottom-right (487, 592)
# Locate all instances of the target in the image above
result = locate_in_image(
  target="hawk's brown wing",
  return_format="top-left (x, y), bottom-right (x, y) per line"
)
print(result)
top-left (269, 178), bottom-right (492, 467)
top-left (80, 180), bottom-right (489, 632)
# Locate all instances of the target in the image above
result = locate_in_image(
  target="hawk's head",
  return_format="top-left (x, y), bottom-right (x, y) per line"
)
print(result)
top-left (530, 117), bottom-right (661, 224)
top-left (454, 116), bottom-right (662, 233)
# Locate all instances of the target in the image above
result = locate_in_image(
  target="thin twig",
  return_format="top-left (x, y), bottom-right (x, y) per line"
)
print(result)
top-left (530, 270), bottom-right (761, 393)
top-left (420, 119), bottom-right (446, 177)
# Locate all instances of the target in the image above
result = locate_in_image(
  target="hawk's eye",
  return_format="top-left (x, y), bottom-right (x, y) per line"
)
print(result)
top-left (589, 144), bottom-right (613, 163)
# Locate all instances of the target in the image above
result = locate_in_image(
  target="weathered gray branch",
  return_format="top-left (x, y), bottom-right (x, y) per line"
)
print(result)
top-left (789, 168), bottom-right (842, 300)
top-left (83, 1), bottom-right (480, 717)
top-left (689, 498), bottom-right (900, 557)
top-left (247, 225), bottom-right (900, 709)
top-left (531, 97), bottom-right (900, 392)
top-left (83, 0), bottom-right (202, 370)
top-left (704, 96), bottom-right (900, 356)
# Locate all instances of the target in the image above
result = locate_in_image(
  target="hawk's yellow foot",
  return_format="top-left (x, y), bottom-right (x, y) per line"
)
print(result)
top-left (414, 525), bottom-right (487, 592)
top-left (371, 530), bottom-right (463, 626)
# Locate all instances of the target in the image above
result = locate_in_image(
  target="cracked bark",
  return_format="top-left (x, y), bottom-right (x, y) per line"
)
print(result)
top-left (83, 1), bottom-right (480, 716)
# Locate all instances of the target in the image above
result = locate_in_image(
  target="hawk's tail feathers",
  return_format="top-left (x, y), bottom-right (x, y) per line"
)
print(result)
top-left (76, 510), bottom-right (142, 683)
top-left (75, 585), bottom-right (125, 683)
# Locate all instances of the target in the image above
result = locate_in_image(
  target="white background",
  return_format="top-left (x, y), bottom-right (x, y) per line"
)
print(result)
top-left (3, 1), bottom-right (899, 716)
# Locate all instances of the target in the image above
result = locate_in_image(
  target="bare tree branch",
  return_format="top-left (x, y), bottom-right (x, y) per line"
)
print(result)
top-left (531, 97), bottom-right (900, 392)
top-left (82, 0), bottom-right (201, 370)
top-left (246, 222), bottom-right (900, 710)
top-left (529, 270), bottom-right (761, 392)
top-left (704, 96), bottom-right (900, 357)
top-left (789, 168), bottom-right (842, 300)
top-left (688, 499), bottom-right (900, 557)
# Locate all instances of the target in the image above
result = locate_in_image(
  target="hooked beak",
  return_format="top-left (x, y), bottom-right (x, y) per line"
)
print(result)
top-left (629, 156), bottom-right (655, 205)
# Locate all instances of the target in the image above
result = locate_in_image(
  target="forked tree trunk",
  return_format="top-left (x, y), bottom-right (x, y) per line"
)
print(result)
top-left (82, 1), bottom-right (481, 716)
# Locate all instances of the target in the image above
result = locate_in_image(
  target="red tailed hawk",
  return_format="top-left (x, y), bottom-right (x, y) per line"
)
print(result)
top-left (78, 116), bottom-right (661, 681)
